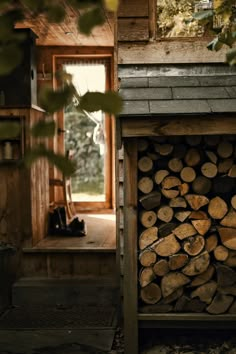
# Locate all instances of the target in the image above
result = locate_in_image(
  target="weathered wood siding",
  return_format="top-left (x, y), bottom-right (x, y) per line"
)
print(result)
top-left (0, 108), bottom-right (49, 251)
top-left (117, 0), bottom-right (149, 42)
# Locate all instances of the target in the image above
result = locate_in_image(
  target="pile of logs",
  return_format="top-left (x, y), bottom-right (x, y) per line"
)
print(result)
top-left (138, 135), bottom-right (236, 314)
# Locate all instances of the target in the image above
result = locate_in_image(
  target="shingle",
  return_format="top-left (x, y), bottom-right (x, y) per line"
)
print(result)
top-left (121, 100), bottom-right (149, 115)
top-left (199, 76), bottom-right (236, 86)
top-left (120, 88), bottom-right (172, 100)
top-left (208, 99), bottom-right (236, 112)
top-left (149, 100), bottom-right (211, 114)
top-left (173, 87), bottom-right (229, 99)
top-left (149, 76), bottom-right (200, 87)
top-left (225, 87), bottom-right (236, 98)
top-left (120, 78), bottom-right (148, 88)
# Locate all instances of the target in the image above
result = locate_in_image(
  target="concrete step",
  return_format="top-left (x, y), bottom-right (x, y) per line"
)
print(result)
top-left (21, 249), bottom-right (117, 278)
top-left (12, 277), bottom-right (119, 307)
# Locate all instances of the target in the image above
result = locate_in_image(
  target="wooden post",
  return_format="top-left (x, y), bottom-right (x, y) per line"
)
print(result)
top-left (124, 138), bottom-right (138, 354)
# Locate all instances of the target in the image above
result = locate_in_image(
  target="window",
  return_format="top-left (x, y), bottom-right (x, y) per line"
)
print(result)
top-left (55, 56), bottom-right (113, 211)
top-left (156, 0), bottom-right (213, 38)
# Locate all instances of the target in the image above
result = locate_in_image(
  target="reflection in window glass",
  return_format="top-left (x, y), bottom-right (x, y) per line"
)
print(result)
top-left (64, 63), bottom-right (106, 202)
top-left (157, 0), bottom-right (212, 38)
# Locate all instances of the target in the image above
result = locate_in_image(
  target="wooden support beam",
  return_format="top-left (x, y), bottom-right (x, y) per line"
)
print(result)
top-left (124, 138), bottom-right (138, 354)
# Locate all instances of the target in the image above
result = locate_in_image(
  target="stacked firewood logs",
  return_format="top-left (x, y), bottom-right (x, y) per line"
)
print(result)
top-left (138, 135), bottom-right (236, 314)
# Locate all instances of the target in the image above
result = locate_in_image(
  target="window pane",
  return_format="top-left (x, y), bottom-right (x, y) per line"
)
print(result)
top-left (64, 63), bottom-right (106, 202)
top-left (157, 0), bottom-right (212, 38)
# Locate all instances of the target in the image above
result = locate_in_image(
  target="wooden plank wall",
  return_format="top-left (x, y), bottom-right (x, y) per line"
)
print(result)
top-left (0, 108), bottom-right (49, 251)
top-left (117, 0), bottom-right (149, 42)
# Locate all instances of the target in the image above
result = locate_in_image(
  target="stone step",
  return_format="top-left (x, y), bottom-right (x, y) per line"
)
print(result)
top-left (12, 277), bottom-right (119, 307)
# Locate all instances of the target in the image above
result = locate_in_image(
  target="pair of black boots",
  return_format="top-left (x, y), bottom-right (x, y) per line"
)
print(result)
top-left (48, 206), bottom-right (87, 237)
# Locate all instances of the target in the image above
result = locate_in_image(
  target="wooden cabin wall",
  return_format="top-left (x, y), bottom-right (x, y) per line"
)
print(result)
top-left (117, 0), bottom-right (229, 64)
top-left (0, 108), bottom-right (49, 249)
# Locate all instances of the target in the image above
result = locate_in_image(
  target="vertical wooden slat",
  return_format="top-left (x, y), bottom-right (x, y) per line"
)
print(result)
top-left (123, 138), bottom-right (138, 354)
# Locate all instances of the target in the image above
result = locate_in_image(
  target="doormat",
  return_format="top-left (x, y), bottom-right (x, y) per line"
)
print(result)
top-left (0, 305), bottom-right (117, 329)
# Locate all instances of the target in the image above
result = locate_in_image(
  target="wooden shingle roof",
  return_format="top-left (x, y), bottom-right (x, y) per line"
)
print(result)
top-left (119, 65), bottom-right (236, 116)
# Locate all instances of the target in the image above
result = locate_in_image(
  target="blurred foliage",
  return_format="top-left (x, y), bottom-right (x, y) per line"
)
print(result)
top-left (157, 0), bottom-right (204, 37)
top-left (0, 0), bottom-right (120, 175)
top-left (191, 0), bottom-right (236, 64)
top-left (64, 105), bottom-right (104, 195)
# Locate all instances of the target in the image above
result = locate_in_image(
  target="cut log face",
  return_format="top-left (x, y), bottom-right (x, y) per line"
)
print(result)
top-left (218, 158), bottom-right (234, 174)
top-left (201, 162), bottom-right (218, 178)
top-left (180, 167), bottom-right (196, 183)
top-left (224, 250), bottom-right (236, 267)
top-left (220, 209), bottom-right (236, 228)
top-left (138, 176), bottom-right (154, 194)
top-left (182, 251), bottom-right (210, 276)
top-left (140, 283), bottom-right (162, 305)
top-left (185, 194), bottom-right (209, 211)
top-left (161, 272), bottom-right (190, 298)
top-left (218, 285), bottom-right (236, 297)
top-left (139, 227), bottom-right (158, 250)
top-left (206, 293), bottom-right (234, 314)
top-left (139, 249), bottom-right (157, 267)
top-left (162, 287), bottom-right (184, 304)
top-left (208, 197), bottom-right (228, 219)
top-left (169, 253), bottom-right (189, 270)
top-left (205, 233), bottom-right (218, 253)
top-left (184, 148), bottom-right (201, 167)
top-left (138, 156), bottom-right (153, 172)
top-left (169, 197), bottom-right (187, 208)
top-left (191, 219), bottom-right (211, 236)
top-left (190, 265), bottom-right (215, 287)
top-left (139, 267), bottom-right (156, 288)
top-left (152, 233), bottom-right (181, 257)
top-left (153, 259), bottom-right (170, 277)
top-left (192, 176), bottom-right (212, 195)
top-left (173, 223), bottom-right (197, 240)
top-left (213, 245), bottom-right (229, 261)
top-left (229, 164), bottom-right (236, 177)
top-left (206, 150), bottom-right (217, 164)
top-left (191, 281), bottom-right (217, 304)
top-left (157, 205), bottom-right (174, 223)
top-left (217, 141), bottom-right (233, 159)
top-left (175, 211), bottom-right (191, 223)
top-left (162, 176), bottom-right (181, 190)
top-left (178, 183), bottom-right (189, 196)
top-left (161, 189), bottom-right (179, 199)
top-left (154, 169), bottom-right (169, 185)
top-left (231, 195), bottom-right (236, 210)
top-left (183, 235), bottom-right (205, 256)
top-left (189, 211), bottom-right (208, 220)
top-left (168, 158), bottom-right (183, 173)
top-left (139, 210), bottom-right (157, 228)
top-left (155, 143), bottom-right (174, 156)
top-left (215, 264), bottom-right (236, 287)
top-left (218, 227), bottom-right (236, 250)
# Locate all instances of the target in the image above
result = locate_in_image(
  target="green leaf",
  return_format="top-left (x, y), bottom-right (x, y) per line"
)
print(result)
top-left (25, 146), bottom-right (76, 176)
top-left (0, 43), bottom-right (23, 75)
top-left (39, 85), bottom-right (75, 114)
top-left (226, 48), bottom-right (236, 65)
top-left (80, 91), bottom-right (123, 115)
top-left (31, 120), bottom-right (56, 137)
top-left (78, 7), bottom-right (105, 35)
top-left (104, 0), bottom-right (119, 11)
top-left (46, 5), bottom-right (66, 23)
top-left (0, 121), bottom-right (20, 139)
top-left (192, 10), bottom-right (214, 21)
top-left (207, 37), bottom-right (224, 51)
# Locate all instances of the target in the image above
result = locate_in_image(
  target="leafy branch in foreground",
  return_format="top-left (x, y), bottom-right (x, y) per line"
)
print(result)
top-left (0, 0), bottom-right (120, 175)
top-left (192, 0), bottom-right (236, 64)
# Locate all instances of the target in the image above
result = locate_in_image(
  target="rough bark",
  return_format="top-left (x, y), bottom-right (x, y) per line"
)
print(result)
top-left (139, 191), bottom-right (162, 210)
